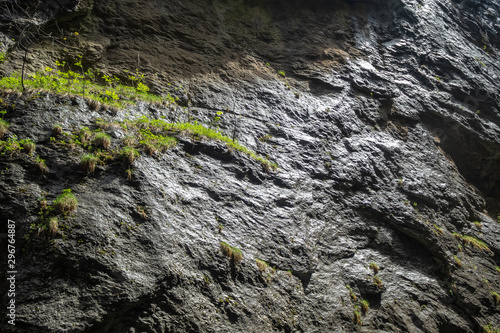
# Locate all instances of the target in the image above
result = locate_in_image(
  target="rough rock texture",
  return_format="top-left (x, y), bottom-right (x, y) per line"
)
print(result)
top-left (1, 0), bottom-right (500, 332)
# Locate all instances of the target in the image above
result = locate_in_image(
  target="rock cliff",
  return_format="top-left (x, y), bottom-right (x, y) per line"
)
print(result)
top-left (1, 0), bottom-right (500, 331)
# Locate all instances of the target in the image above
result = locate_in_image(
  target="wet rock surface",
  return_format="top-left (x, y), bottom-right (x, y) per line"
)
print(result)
top-left (1, 0), bottom-right (500, 332)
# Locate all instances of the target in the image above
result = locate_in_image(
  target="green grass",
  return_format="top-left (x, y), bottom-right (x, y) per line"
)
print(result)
top-left (453, 233), bottom-right (490, 252)
top-left (0, 67), bottom-right (277, 170)
top-left (0, 69), bottom-right (175, 109)
top-left (52, 189), bottom-right (78, 213)
top-left (133, 117), bottom-right (277, 170)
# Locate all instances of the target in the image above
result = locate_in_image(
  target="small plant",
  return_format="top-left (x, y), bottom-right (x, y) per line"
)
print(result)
top-left (121, 146), bottom-right (139, 163)
top-left (53, 124), bottom-right (63, 136)
top-left (125, 168), bottom-right (132, 180)
top-left (48, 217), bottom-right (58, 235)
top-left (496, 267), bottom-right (500, 274)
top-left (220, 241), bottom-right (243, 263)
top-left (492, 291), bottom-right (500, 305)
top-left (0, 119), bottom-right (9, 138)
top-left (369, 262), bottom-right (379, 274)
top-left (20, 139), bottom-right (36, 154)
top-left (81, 153), bottom-right (100, 174)
top-left (433, 224), bottom-right (444, 235)
top-left (136, 205), bottom-right (147, 219)
top-left (259, 134), bottom-right (272, 142)
top-left (93, 132), bottom-right (111, 149)
top-left (52, 189), bottom-right (78, 213)
top-left (218, 224), bottom-right (223, 233)
top-left (360, 299), bottom-right (369, 313)
top-left (95, 119), bottom-right (110, 130)
top-left (346, 285), bottom-right (357, 302)
top-left (473, 221), bottom-right (483, 228)
top-left (483, 323), bottom-right (500, 333)
top-left (36, 156), bottom-right (48, 174)
top-left (453, 255), bottom-right (462, 268)
top-left (256, 258), bottom-right (270, 271)
top-left (278, 70), bottom-right (286, 77)
top-left (353, 310), bottom-right (362, 326)
top-left (373, 275), bottom-right (383, 288)
top-left (462, 235), bottom-right (490, 252)
top-left (453, 233), bottom-right (491, 252)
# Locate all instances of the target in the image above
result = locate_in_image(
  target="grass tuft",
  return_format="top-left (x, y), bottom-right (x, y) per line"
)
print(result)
top-left (93, 132), bottom-right (111, 149)
top-left (453, 255), bottom-right (462, 268)
top-left (0, 119), bottom-right (9, 138)
top-left (346, 285), bottom-right (357, 302)
top-left (373, 275), bottom-right (383, 288)
top-left (36, 156), bottom-right (48, 174)
top-left (81, 153), bottom-right (100, 174)
top-left (492, 291), bottom-right (500, 304)
top-left (52, 189), bottom-right (78, 213)
top-left (48, 217), bottom-right (58, 235)
top-left (21, 139), bottom-right (36, 154)
top-left (220, 241), bottom-right (243, 263)
top-left (121, 146), bottom-right (139, 164)
top-left (353, 311), bottom-right (362, 326)
top-left (369, 262), bottom-right (379, 274)
top-left (360, 299), bottom-right (369, 313)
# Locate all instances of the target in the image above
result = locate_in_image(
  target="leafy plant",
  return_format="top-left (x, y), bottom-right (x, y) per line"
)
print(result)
top-left (52, 189), bottom-right (78, 213)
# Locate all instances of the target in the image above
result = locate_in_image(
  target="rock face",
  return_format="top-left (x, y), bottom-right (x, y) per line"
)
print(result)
top-left (1, 0), bottom-right (500, 332)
